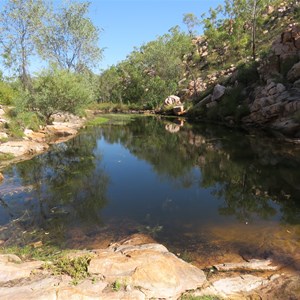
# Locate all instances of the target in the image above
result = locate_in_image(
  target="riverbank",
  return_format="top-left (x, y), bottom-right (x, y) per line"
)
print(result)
top-left (0, 112), bottom-right (86, 171)
top-left (0, 113), bottom-right (300, 299)
top-left (0, 233), bottom-right (299, 300)
top-left (0, 110), bottom-right (157, 171)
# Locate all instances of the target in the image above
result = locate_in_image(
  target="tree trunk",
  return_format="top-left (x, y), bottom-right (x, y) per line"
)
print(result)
top-left (252, 0), bottom-right (258, 60)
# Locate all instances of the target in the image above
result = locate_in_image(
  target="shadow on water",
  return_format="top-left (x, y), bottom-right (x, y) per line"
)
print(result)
top-left (0, 116), bottom-right (299, 269)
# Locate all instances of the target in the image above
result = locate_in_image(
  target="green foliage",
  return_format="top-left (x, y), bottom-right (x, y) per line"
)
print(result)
top-left (112, 280), bottom-right (122, 291)
top-left (280, 55), bottom-right (299, 77)
top-left (0, 0), bottom-right (46, 89)
top-left (6, 120), bottom-right (24, 138)
top-left (45, 255), bottom-right (91, 284)
top-left (6, 111), bottom-right (43, 137)
top-left (86, 116), bottom-right (109, 126)
top-left (236, 62), bottom-right (259, 85)
top-left (0, 81), bottom-right (18, 105)
top-left (200, 0), bottom-right (287, 67)
top-left (0, 153), bottom-right (14, 160)
top-left (35, 1), bottom-right (101, 72)
top-left (206, 85), bottom-right (247, 122)
top-left (235, 103), bottom-right (250, 121)
top-left (21, 67), bottom-right (94, 121)
top-left (17, 112), bottom-right (43, 131)
top-left (183, 13), bottom-right (200, 36)
top-left (0, 244), bottom-right (66, 261)
top-left (97, 27), bottom-right (192, 107)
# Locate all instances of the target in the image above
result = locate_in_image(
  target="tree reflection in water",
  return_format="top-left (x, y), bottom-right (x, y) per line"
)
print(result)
top-left (0, 116), bottom-right (299, 250)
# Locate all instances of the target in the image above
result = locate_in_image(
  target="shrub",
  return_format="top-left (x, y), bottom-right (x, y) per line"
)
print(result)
top-left (236, 62), bottom-right (259, 85)
top-left (20, 67), bottom-right (94, 122)
top-left (7, 111), bottom-right (43, 137)
top-left (45, 255), bottom-right (91, 285)
top-left (0, 81), bottom-right (18, 105)
top-left (206, 85), bottom-right (246, 122)
top-left (280, 55), bottom-right (299, 77)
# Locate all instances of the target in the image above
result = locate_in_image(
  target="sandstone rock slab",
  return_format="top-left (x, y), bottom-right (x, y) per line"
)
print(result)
top-left (214, 259), bottom-right (278, 272)
top-left (0, 278), bottom-right (60, 300)
top-left (89, 243), bottom-right (206, 299)
top-left (0, 259), bottom-right (43, 283)
top-left (196, 274), bottom-right (280, 299)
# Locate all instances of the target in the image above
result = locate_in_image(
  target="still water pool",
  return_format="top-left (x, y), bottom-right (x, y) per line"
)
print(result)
top-left (0, 116), bottom-right (300, 268)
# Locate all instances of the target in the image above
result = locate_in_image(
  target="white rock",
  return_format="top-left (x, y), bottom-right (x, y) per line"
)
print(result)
top-left (164, 95), bottom-right (181, 106)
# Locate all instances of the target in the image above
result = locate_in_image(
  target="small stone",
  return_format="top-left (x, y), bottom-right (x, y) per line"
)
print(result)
top-left (276, 83), bottom-right (286, 93)
top-left (31, 241), bottom-right (43, 248)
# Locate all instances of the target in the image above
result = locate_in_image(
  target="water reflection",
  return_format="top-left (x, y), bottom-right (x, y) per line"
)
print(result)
top-left (0, 128), bottom-right (109, 246)
top-left (0, 116), bottom-right (299, 266)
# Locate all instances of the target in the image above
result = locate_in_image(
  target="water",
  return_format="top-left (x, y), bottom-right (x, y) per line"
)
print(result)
top-left (0, 116), bottom-right (300, 269)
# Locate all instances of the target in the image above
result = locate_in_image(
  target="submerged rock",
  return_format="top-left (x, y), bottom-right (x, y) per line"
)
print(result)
top-left (214, 258), bottom-right (278, 272)
top-left (0, 140), bottom-right (49, 157)
top-left (196, 274), bottom-right (280, 298)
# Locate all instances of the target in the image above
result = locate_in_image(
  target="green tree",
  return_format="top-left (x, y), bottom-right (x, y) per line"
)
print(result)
top-left (0, 0), bottom-right (46, 89)
top-left (36, 1), bottom-right (102, 72)
top-left (183, 13), bottom-right (200, 36)
top-left (97, 66), bottom-right (123, 103)
top-left (20, 67), bottom-right (94, 122)
top-left (201, 0), bottom-right (283, 63)
top-left (97, 27), bottom-right (192, 107)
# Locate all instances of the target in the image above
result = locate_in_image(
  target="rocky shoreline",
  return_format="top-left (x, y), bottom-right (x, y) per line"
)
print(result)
top-left (0, 112), bottom-right (85, 171)
top-left (0, 234), bottom-right (299, 300)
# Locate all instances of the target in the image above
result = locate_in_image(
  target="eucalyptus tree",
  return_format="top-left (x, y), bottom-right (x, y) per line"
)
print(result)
top-left (0, 0), bottom-right (46, 89)
top-left (183, 13), bottom-right (200, 37)
top-left (36, 1), bottom-right (102, 73)
top-left (201, 0), bottom-right (283, 62)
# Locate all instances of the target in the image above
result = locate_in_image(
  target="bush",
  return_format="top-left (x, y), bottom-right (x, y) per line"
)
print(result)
top-left (7, 111), bottom-right (43, 137)
top-left (20, 67), bottom-right (94, 122)
top-left (206, 85), bottom-right (247, 122)
top-left (236, 62), bottom-right (259, 85)
top-left (0, 81), bottom-right (18, 105)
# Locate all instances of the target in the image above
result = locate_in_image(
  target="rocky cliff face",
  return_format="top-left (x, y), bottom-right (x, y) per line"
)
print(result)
top-left (187, 23), bottom-right (300, 139)
top-left (243, 24), bottom-right (300, 138)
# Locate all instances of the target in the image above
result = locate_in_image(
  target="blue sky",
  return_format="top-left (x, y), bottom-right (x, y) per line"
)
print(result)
top-left (0, 0), bottom-right (224, 74)
top-left (90, 0), bottom-right (224, 71)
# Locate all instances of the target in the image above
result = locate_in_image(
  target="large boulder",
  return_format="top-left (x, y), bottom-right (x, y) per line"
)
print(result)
top-left (89, 242), bottom-right (206, 299)
top-left (287, 61), bottom-right (300, 82)
top-left (164, 95), bottom-right (181, 106)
